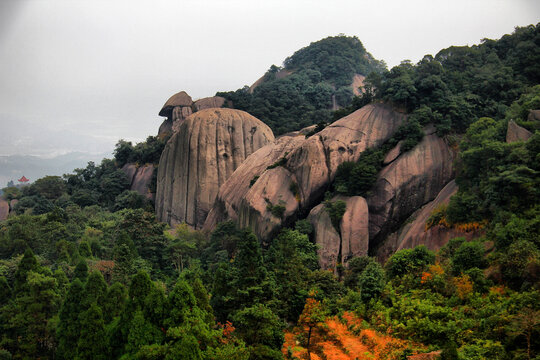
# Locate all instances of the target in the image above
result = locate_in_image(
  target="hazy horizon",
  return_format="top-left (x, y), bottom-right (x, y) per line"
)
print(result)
top-left (1, 0), bottom-right (538, 157)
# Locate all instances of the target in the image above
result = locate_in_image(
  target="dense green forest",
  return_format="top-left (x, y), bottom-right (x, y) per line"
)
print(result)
top-left (217, 36), bottom-right (386, 134)
top-left (1, 25), bottom-right (540, 359)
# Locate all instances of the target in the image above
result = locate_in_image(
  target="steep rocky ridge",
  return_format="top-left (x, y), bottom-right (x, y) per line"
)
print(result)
top-left (367, 128), bottom-right (455, 248)
top-left (204, 103), bottom-right (406, 240)
top-left (156, 108), bottom-right (274, 228)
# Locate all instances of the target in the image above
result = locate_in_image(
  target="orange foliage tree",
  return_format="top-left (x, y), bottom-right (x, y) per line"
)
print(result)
top-left (296, 293), bottom-right (327, 359)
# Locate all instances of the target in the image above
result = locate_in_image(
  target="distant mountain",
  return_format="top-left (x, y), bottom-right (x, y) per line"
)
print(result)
top-left (0, 151), bottom-right (112, 188)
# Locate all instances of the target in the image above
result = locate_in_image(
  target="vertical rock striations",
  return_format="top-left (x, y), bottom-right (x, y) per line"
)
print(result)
top-left (156, 108), bottom-right (274, 228)
top-left (204, 103), bottom-right (406, 240)
top-left (367, 130), bottom-right (455, 247)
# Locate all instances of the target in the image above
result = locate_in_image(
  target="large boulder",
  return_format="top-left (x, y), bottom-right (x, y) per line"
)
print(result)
top-left (367, 131), bottom-right (455, 246)
top-left (0, 198), bottom-right (9, 221)
top-left (122, 164), bottom-right (156, 200)
top-left (506, 120), bottom-right (533, 143)
top-left (156, 108), bottom-right (274, 228)
top-left (307, 196), bottom-right (369, 270)
top-left (204, 103), bottom-right (406, 240)
top-left (158, 91), bottom-right (194, 138)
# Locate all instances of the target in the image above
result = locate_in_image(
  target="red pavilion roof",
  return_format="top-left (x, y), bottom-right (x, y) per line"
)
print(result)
top-left (18, 176), bottom-right (29, 183)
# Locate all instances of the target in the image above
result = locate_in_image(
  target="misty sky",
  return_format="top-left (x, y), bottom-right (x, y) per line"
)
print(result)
top-left (0, 0), bottom-right (538, 157)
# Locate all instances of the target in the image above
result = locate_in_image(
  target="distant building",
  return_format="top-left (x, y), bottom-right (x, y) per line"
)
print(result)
top-left (18, 176), bottom-right (30, 184)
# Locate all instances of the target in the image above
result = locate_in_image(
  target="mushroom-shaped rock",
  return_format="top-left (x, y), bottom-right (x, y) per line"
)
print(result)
top-left (307, 196), bottom-right (369, 271)
top-left (156, 108), bottom-right (274, 228)
top-left (194, 96), bottom-right (226, 111)
top-left (367, 132), bottom-right (455, 246)
top-left (0, 198), bottom-right (9, 221)
top-left (204, 103), bottom-right (406, 240)
top-left (506, 120), bottom-right (533, 143)
top-left (158, 91), bottom-right (193, 117)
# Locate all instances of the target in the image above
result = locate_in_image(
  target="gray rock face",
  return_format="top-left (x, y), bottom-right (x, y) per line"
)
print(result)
top-left (204, 103), bottom-right (406, 240)
top-left (367, 132), bottom-right (455, 246)
top-left (156, 108), bottom-right (274, 228)
top-left (506, 120), bottom-right (533, 143)
top-left (307, 195), bottom-right (369, 270)
top-left (0, 198), bottom-right (9, 221)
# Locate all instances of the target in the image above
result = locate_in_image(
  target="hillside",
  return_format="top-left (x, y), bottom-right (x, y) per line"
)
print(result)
top-left (217, 35), bottom-right (385, 134)
top-left (1, 25), bottom-right (540, 360)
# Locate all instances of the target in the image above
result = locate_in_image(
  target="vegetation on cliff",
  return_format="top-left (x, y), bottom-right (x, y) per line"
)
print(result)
top-left (1, 25), bottom-right (540, 360)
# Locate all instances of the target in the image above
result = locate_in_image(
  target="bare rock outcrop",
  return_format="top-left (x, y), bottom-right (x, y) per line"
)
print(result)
top-left (121, 164), bottom-right (156, 199)
top-left (156, 108), bottom-right (274, 228)
top-left (307, 203), bottom-right (341, 270)
top-left (375, 180), bottom-right (481, 262)
top-left (204, 104), bottom-right (406, 240)
top-left (368, 132), bottom-right (455, 246)
top-left (307, 196), bottom-right (369, 270)
top-left (506, 120), bottom-right (533, 143)
top-left (194, 96), bottom-right (225, 111)
top-left (528, 109), bottom-right (540, 122)
top-left (158, 91), bottom-right (194, 138)
top-left (0, 198), bottom-right (9, 221)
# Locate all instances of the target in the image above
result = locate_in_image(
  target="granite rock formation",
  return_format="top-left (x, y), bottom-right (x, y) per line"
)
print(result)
top-left (506, 120), bottom-right (533, 143)
top-left (156, 108), bottom-right (274, 228)
top-left (307, 196), bottom-right (369, 270)
top-left (367, 129), bottom-right (455, 246)
top-left (204, 103), bottom-right (406, 240)
top-left (122, 164), bottom-right (155, 200)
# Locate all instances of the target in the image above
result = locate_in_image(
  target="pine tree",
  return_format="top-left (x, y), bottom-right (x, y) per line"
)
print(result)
top-left (73, 259), bottom-right (89, 283)
top-left (57, 279), bottom-right (85, 360)
top-left (76, 303), bottom-right (107, 360)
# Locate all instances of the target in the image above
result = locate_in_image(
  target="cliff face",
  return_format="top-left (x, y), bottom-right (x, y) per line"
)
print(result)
top-left (155, 108), bottom-right (274, 228)
top-left (375, 180), bottom-right (483, 262)
top-left (204, 103), bottom-right (406, 240)
top-left (367, 128), bottom-right (455, 246)
top-left (307, 196), bottom-right (369, 270)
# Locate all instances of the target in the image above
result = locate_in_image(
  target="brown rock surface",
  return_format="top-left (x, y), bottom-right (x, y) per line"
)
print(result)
top-left (204, 104), bottom-right (406, 240)
top-left (204, 134), bottom-right (306, 234)
top-left (383, 141), bottom-right (402, 165)
top-left (375, 180), bottom-right (481, 262)
top-left (307, 196), bottom-right (369, 270)
top-left (159, 91), bottom-right (193, 117)
top-left (121, 164), bottom-right (156, 199)
top-left (194, 96), bottom-right (225, 111)
top-left (368, 132), bottom-right (454, 245)
top-left (350, 74), bottom-right (365, 96)
top-left (506, 120), bottom-right (533, 143)
top-left (0, 198), bottom-right (9, 221)
top-left (340, 196), bottom-right (369, 263)
top-left (528, 109), bottom-right (540, 122)
top-left (121, 164), bottom-right (138, 185)
top-left (132, 165), bottom-right (155, 199)
top-left (158, 118), bottom-right (173, 139)
top-left (156, 108), bottom-right (274, 228)
top-left (308, 203), bottom-right (341, 270)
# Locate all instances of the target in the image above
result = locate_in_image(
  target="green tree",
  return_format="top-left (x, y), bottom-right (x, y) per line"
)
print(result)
top-left (358, 261), bottom-right (386, 303)
top-left (76, 303), bottom-right (107, 360)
